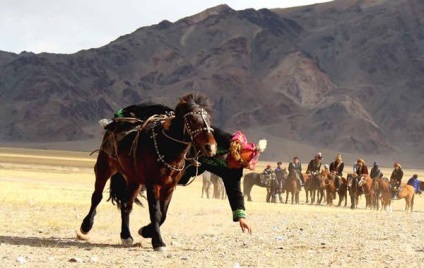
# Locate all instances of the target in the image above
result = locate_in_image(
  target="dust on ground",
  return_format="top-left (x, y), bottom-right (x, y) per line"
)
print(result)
top-left (1, 148), bottom-right (423, 267)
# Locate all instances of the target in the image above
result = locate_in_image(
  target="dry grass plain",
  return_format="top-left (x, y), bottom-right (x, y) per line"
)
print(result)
top-left (1, 147), bottom-right (424, 268)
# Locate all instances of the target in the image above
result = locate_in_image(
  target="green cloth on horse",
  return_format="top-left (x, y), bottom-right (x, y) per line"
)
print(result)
top-left (114, 108), bottom-right (124, 118)
top-left (199, 146), bottom-right (229, 168)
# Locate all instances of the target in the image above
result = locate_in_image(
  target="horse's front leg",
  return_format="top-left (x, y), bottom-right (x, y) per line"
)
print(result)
top-left (80, 151), bottom-right (112, 237)
top-left (349, 191), bottom-right (355, 209)
top-left (143, 185), bottom-right (167, 251)
top-left (305, 189), bottom-right (309, 204)
top-left (337, 190), bottom-right (342, 206)
top-left (343, 188), bottom-right (347, 207)
top-left (119, 182), bottom-right (142, 246)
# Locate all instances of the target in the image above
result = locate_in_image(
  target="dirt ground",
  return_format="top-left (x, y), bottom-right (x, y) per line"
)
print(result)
top-left (0, 147), bottom-right (423, 268)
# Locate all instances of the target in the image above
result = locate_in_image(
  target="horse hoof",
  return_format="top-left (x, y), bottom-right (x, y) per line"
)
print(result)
top-left (154, 246), bottom-right (167, 252)
top-left (76, 230), bottom-right (89, 241)
top-left (79, 226), bottom-right (89, 235)
top-left (138, 226), bottom-right (153, 238)
top-left (121, 237), bottom-right (134, 246)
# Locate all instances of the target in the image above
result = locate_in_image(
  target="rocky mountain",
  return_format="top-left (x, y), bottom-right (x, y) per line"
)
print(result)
top-left (1, 0), bottom-right (423, 166)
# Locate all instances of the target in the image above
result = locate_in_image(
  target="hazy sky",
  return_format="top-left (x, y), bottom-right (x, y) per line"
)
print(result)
top-left (0, 0), bottom-right (332, 54)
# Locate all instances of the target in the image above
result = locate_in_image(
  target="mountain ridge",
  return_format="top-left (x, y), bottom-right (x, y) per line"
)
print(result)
top-left (1, 0), bottom-right (423, 166)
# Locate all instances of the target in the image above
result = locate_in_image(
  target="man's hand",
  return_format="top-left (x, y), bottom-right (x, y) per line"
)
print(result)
top-left (239, 218), bottom-right (252, 235)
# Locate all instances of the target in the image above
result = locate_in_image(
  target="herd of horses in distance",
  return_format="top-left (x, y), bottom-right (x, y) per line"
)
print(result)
top-left (76, 92), bottom-right (416, 251)
top-left (240, 169), bottom-right (416, 213)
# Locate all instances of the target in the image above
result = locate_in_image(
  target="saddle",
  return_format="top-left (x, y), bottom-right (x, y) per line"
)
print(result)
top-left (260, 174), bottom-right (272, 185)
top-left (98, 115), bottom-right (166, 159)
top-left (391, 185), bottom-right (402, 193)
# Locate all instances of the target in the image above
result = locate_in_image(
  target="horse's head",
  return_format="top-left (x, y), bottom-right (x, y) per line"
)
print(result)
top-left (347, 173), bottom-right (357, 188)
top-left (174, 92), bottom-right (217, 157)
top-left (319, 170), bottom-right (330, 187)
top-left (358, 175), bottom-right (366, 187)
top-left (372, 177), bottom-right (380, 191)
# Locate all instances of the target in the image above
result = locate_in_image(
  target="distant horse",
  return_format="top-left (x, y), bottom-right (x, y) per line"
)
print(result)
top-left (212, 175), bottom-right (226, 200)
top-left (282, 173), bottom-right (299, 204)
top-left (78, 93), bottom-right (217, 251)
top-left (347, 173), bottom-right (362, 209)
top-left (330, 172), bottom-right (348, 207)
top-left (202, 171), bottom-right (225, 199)
top-left (243, 172), bottom-right (275, 202)
top-left (273, 168), bottom-right (288, 203)
top-left (320, 170), bottom-right (336, 206)
top-left (337, 177), bottom-right (348, 207)
top-left (202, 171), bottom-right (213, 198)
top-left (358, 174), bottom-right (373, 209)
top-left (372, 177), bottom-right (392, 212)
top-left (390, 179), bottom-right (415, 213)
top-left (304, 172), bottom-right (324, 205)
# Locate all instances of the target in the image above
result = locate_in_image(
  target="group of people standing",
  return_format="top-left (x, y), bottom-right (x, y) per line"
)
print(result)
top-left (263, 153), bottom-right (421, 197)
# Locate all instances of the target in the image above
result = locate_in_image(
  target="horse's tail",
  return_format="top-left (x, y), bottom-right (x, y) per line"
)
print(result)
top-left (108, 173), bottom-right (144, 209)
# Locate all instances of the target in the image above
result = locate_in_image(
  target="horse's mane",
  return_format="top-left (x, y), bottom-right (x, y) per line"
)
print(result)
top-left (119, 102), bottom-right (173, 121)
top-left (175, 92), bottom-right (212, 115)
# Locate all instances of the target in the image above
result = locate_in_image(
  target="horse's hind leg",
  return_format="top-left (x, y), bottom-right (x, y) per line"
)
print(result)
top-left (411, 194), bottom-right (414, 212)
top-left (80, 151), bottom-right (113, 235)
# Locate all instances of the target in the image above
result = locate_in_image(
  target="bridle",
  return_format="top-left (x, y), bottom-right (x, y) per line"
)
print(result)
top-left (183, 108), bottom-right (213, 140)
top-left (152, 108), bottom-right (214, 172)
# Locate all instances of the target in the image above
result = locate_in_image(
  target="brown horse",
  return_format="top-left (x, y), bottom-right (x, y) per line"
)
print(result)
top-left (320, 170), bottom-right (336, 206)
top-left (358, 174), bottom-right (373, 209)
top-left (334, 173), bottom-right (348, 207)
top-left (390, 178), bottom-right (415, 213)
top-left (79, 93), bottom-right (217, 251)
top-left (304, 172), bottom-right (324, 205)
top-left (347, 173), bottom-right (362, 209)
top-left (372, 177), bottom-right (392, 212)
top-left (283, 173), bottom-right (299, 204)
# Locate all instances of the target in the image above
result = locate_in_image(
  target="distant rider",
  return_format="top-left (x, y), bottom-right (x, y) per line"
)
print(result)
top-left (391, 162), bottom-right (404, 199)
top-left (261, 164), bottom-right (274, 185)
top-left (330, 154), bottom-right (344, 191)
top-left (288, 156), bottom-right (303, 190)
top-left (407, 174), bottom-right (421, 195)
top-left (274, 161), bottom-right (286, 198)
top-left (307, 152), bottom-right (323, 176)
top-left (263, 164), bottom-right (273, 176)
top-left (370, 162), bottom-right (383, 180)
top-left (355, 159), bottom-right (368, 175)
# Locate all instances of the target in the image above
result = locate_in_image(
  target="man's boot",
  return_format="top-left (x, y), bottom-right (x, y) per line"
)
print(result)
top-left (392, 189), bottom-right (397, 200)
top-left (297, 178), bottom-right (302, 192)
